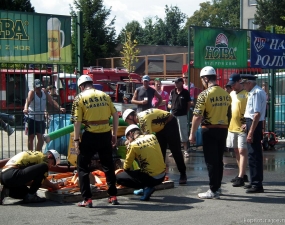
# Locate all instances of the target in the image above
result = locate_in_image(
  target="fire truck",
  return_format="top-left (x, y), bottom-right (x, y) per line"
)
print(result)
top-left (0, 68), bottom-right (77, 124)
top-left (82, 66), bottom-right (141, 97)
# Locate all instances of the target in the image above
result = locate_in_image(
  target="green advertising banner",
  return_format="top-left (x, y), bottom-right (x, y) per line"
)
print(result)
top-left (194, 27), bottom-right (247, 68)
top-left (0, 11), bottom-right (72, 64)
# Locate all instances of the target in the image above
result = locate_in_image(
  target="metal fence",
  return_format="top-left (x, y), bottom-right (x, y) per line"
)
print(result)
top-left (0, 63), bottom-right (77, 159)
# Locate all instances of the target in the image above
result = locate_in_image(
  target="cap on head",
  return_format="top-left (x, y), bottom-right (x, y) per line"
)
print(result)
top-left (173, 78), bottom-right (183, 83)
top-left (33, 79), bottom-right (42, 88)
top-left (142, 75), bottom-right (150, 82)
top-left (77, 75), bottom-right (93, 87)
top-left (125, 124), bottom-right (140, 136)
top-left (227, 73), bottom-right (241, 86)
top-left (239, 74), bottom-right (258, 84)
top-left (47, 149), bottom-right (60, 165)
top-left (200, 66), bottom-right (216, 77)
top-left (122, 109), bottom-right (135, 121)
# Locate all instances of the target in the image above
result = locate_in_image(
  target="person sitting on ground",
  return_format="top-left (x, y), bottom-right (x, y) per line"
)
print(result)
top-left (116, 125), bottom-right (166, 201)
top-left (0, 150), bottom-right (61, 204)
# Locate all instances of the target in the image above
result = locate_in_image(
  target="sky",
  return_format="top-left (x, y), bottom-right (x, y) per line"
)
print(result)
top-left (30, 0), bottom-right (205, 35)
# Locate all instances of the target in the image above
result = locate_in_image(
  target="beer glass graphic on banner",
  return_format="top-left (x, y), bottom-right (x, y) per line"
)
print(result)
top-left (47, 17), bottom-right (65, 60)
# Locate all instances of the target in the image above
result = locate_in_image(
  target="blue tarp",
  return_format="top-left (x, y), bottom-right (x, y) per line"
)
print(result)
top-left (44, 114), bottom-right (72, 156)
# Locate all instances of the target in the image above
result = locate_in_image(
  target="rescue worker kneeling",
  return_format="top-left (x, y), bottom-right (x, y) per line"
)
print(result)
top-left (1, 150), bottom-right (61, 204)
top-left (116, 125), bottom-right (166, 201)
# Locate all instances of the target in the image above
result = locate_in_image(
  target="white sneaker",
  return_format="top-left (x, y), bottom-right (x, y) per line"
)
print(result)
top-left (183, 151), bottom-right (190, 158)
top-left (198, 189), bottom-right (220, 199)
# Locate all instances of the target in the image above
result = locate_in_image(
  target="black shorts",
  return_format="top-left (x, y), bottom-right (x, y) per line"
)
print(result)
top-left (28, 118), bottom-right (46, 135)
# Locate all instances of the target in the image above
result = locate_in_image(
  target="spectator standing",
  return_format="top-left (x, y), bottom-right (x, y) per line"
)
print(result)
top-left (45, 85), bottom-right (62, 128)
top-left (189, 66), bottom-right (231, 199)
top-left (131, 75), bottom-right (162, 112)
top-left (122, 108), bottom-right (187, 184)
top-left (240, 74), bottom-right (266, 193)
top-left (182, 74), bottom-right (195, 100)
top-left (46, 85), bottom-right (61, 111)
top-left (71, 75), bottom-right (119, 207)
top-left (23, 79), bottom-right (66, 151)
top-left (226, 73), bottom-right (249, 187)
top-left (152, 78), bottom-right (169, 110)
top-left (116, 125), bottom-right (166, 201)
top-left (168, 78), bottom-right (193, 157)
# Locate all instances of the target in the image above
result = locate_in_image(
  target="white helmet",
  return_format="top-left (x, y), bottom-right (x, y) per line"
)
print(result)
top-left (200, 66), bottom-right (216, 77)
top-left (77, 75), bottom-right (93, 87)
top-left (122, 109), bottom-right (135, 121)
top-left (47, 149), bottom-right (60, 165)
top-left (125, 124), bottom-right (140, 136)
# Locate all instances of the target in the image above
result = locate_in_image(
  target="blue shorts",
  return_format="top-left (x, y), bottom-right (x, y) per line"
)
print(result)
top-left (28, 118), bottom-right (46, 135)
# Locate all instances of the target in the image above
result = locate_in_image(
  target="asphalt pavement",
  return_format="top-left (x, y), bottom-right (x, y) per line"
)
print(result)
top-left (1, 143), bottom-right (285, 225)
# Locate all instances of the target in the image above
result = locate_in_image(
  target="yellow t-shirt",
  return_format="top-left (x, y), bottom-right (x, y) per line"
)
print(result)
top-left (137, 108), bottom-right (171, 134)
top-left (228, 89), bottom-right (248, 132)
top-left (193, 85), bottom-right (231, 125)
top-left (71, 89), bottom-right (117, 133)
top-left (124, 134), bottom-right (166, 177)
top-left (3, 151), bottom-right (48, 177)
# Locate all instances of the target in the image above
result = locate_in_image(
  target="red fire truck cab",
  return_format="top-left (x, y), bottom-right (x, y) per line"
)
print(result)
top-left (0, 69), bottom-right (77, 124)
top-left (82, 66), bottom-right (141, 97)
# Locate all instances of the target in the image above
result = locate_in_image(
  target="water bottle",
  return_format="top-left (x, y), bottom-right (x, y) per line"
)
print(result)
top-left (25, 122), bottom-right (28, 135)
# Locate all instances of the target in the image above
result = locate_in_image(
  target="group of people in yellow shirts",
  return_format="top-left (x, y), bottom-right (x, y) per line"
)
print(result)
top-left (121, 65), bottom-right (266, 201)
top-left (1, 66), bottom-right (266, 207)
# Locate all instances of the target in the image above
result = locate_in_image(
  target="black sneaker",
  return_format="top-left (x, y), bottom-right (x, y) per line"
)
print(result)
top-left (244, 184), bottom-right (252, 189)
top-left (23, 193), bottom-right (46, 203)
top-left (246, 186), bottom-right (264, 193)
top-left (232, 177), bottom-right (245, 187)
top-left (230, 175), bottom-right (238, 183)
top-left (243, 174), bottom-right (249, 182)
top-left (179, 174), bottom-right (187, 185)
top-left (231, 175), bottom-right (249, 183)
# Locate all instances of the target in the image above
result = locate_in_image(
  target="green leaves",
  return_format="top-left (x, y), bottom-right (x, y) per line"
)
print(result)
top-left (71, 0), bottom-right (118, 66)
top-left (0, 0), bottom-right (35, 12)
top-left (120, 32), bottom-right (140, 78)
top-left (185, 0), bottom-right (240, 28)
top-left (255, 0), bottom-right (285, 30)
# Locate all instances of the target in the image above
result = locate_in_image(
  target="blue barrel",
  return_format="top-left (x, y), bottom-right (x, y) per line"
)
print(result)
top-left (44, 114), bottom-right (72, 156)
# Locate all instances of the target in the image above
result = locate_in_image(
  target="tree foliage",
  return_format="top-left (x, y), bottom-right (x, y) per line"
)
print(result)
top-left (118, 5), bottom-right (187, 46)
top-left (0, 0), bottom-right (35, 12)
top-left (70, 0), bottom-right (118, 66)
top-left (117, 21), bottom-right (144, 44)
top-left (254, 0), bottom-right (285, 30)
top-left (185, 0), bottom-right (239, 28)
top-left (156, 5), bottom-right (187, 46)
top-left (120, 32), bottom-right (140, 79)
